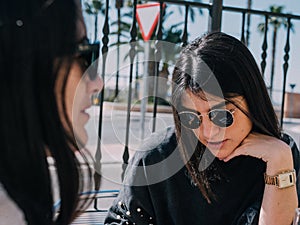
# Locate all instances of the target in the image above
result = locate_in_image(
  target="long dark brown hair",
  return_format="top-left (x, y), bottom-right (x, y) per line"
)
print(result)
top-left (172, 32), bottom-right (280, 203)
top-left (0, 0), bottom-right (94, 224)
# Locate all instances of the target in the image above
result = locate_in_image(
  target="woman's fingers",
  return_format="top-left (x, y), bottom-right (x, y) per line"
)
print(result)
top-left (223, 133), bottom-right (283, 162)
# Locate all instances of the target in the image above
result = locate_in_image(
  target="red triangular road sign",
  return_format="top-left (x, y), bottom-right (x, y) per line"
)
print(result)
top-left (136, 3), bottom-right (162, 41)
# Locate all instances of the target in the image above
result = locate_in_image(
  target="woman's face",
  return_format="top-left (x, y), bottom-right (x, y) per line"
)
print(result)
top-left (56, 57), bottom-right (102, 146)
top-left (180, 90), bottom-right (252, 160)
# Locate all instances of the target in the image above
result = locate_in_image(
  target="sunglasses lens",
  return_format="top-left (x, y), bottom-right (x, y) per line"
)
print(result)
top-left (77, 43), bottom-right (100, 80)
top-left (179, 112), bottom-right (201, 129)
top-left (209, 109), bottom-right (233, 127)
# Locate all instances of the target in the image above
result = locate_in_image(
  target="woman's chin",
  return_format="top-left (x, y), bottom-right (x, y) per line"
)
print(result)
top-left (209, 149), bottom-right (230, 161)
top-left (74, 128), bottom-right (88, 147)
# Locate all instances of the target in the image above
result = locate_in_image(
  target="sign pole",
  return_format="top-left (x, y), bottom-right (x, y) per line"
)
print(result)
top-left (136, 3), bottom-right (163, 140)
top-left (140, 41), bottom-right (150, 140)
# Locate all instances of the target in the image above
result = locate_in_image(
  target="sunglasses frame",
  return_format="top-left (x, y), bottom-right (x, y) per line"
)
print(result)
top-left (178, 108), bottom-right (236, 129)
top-left (76, 38), bottom-right (100, 81)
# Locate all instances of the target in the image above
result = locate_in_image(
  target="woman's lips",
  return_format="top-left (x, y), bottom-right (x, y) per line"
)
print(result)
top-left (82, 104), bottom-right (92, 111)
top-left (81, 111), bottom-right (89, 120)
top-left (80, 108), bottom-right (91, 122)
top-left (207, 139), bottom-right (227, 150)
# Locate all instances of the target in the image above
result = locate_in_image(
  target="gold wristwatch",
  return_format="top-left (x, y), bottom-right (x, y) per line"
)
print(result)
top-left (264, 169), bottom-right (296, 189)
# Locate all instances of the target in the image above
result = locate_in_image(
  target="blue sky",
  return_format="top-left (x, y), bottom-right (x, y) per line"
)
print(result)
top-left (218, 0), bottom-right (300, 102)
top-left (174, 0), bottom-right (300, 103)
top-left (83, 0), bottom-right (300, 103)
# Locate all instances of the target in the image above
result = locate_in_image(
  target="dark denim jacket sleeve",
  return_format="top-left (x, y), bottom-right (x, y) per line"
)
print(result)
top-left (235, 133), bottom-right (300, 225)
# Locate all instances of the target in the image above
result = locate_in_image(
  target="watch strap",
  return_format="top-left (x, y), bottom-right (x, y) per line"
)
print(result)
top-left (264, 169), bottom-right (296, 188)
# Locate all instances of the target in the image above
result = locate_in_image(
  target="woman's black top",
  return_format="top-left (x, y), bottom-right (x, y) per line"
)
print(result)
top-left (104, 126), bottom-right (300, 225)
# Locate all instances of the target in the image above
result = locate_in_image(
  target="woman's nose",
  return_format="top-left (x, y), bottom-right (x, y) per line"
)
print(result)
top-left (88, 75), bottom-right (103, 94)
top-left (200, 116), bottom-right (219, 139)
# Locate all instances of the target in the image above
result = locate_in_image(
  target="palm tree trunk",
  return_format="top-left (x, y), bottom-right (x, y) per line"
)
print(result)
top-left (115, 8), bottom-right (121, 98)
top-left (246, 0), bottom-right (252, 46)
top-left (94, 13), bottom-right (98, 42)
top-left (270, 27), bottom-right (277, 100)
top-left (147, 48), bottom-right (155, 97)
top-left (158, 63), bottom-right (170, 104)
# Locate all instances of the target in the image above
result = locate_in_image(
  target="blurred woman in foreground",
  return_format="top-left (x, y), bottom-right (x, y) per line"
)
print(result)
top-left (0, 0), bottom-right (102, 224)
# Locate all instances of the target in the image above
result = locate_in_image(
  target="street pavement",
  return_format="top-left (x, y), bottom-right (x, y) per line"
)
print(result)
top-left (70, 103), bottom-right (174, 224)
top-left (85, 102), bottom-right (174, 191)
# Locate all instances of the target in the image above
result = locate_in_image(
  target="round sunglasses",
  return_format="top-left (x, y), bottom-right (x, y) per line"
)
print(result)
top-left (75, 38), bottom-right (100, 81)
top-left (178, 108), bottom-right (236, 129)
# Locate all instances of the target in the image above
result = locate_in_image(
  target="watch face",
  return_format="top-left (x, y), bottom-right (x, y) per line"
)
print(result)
top-left (278, 171), bottom-right (296, 188)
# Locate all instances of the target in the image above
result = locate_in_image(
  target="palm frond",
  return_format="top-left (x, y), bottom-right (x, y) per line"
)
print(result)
top-left (169, 22), bottom-right (184, 30)
top-left (190, 8), bottom-right (195, 23)
top-left (197, 7), bottom-right (203, 15)
top-left (257, 22), bottom-right (266, 33)
top-left (164, 11), bottom-right (174, 20)
top-left (92, 0), bottom-right (104, 11)
top-left (84, 2), bottom-right (94, 14)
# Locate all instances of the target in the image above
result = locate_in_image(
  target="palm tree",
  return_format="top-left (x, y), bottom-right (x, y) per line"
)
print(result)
top-left (109, 0), bottom-right (202, 103)
top-left (257, 5), bottom-right (294, 99)
top-left (245, 0), bottom-right (252, 46)
top-left (109, 3), bottom-right (181, 96)
top-left (157, 25), bottom-right (183, 104)
top-left (177, 0), bottom-right (203, 23)
top-left (114, 0), bottom-right (123, 99)
top-left (84, 0), bottom-right (105, 42)
top-left (109, 3), bottom-right (143, 101)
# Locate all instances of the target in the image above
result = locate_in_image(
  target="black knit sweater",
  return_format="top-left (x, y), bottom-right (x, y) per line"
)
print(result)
top-left (105, 126), bottom-right (300, 225)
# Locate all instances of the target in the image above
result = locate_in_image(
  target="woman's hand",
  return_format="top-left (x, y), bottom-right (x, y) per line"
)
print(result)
top-left (224, 132), bottom-right (297, 225)
top-left (223, 133), bottom-right (294, 174)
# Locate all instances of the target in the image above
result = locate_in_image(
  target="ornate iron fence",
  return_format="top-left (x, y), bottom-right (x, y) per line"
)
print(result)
top-left (89, 0), bottom-right (300, 189)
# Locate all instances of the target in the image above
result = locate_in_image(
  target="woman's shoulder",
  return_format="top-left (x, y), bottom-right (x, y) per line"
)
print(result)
top-left (123, 126), bottom-right (185, 186)
top-left (130, 126), bottom-right (177, 164)
top-left (141, 125), bottom-right (176, 151)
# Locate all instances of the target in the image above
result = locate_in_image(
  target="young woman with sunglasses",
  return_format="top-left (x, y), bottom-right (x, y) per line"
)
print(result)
top-left (105, 32), bottom-right (299, 225)
top-left (0, 0), bottom-right (102, 224)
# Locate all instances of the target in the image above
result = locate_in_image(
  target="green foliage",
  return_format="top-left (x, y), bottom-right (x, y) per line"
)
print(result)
top-left (84, 0), bottom-right (105, 15)
top-left (84, 0), bottom-right (106, 41)
top-left (257, 5), bottom-right (294, 33)
top-left (257, 5), bottom-right (295, 99)
top-left (177, 3), bottom-right (203, 23)
top-left (109, 3), bottom-right (184, 63)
